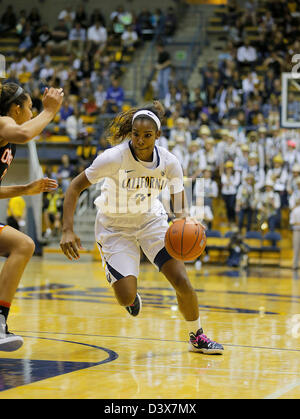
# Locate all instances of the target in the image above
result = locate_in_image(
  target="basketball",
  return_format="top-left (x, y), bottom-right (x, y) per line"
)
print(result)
top-left (165, 219), bottom-right (207, 261)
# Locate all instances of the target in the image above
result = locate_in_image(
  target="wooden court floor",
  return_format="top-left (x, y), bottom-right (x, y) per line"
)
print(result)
top-left (0, 256), bottom-right (300, 399)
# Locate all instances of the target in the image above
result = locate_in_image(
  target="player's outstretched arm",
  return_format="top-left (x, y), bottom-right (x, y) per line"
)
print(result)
top-left (0, 87), bottom-right (64, 144)
top-left (0, 177), bottom-right (58, 199)
top-left (60, 172), bottom-right (92, 261)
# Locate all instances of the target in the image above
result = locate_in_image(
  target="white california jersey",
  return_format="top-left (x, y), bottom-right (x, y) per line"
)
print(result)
top-left (85, 140), bottom-right (184, 227)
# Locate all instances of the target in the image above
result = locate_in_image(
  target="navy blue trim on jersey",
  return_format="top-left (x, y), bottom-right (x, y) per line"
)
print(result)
top-left (106, 262), bottom-right (124, 282)
top-left (154, 247), bottom-right (173, 271)
top-left (128, 141), bottom-right (139, 162)
top-left (154, 146), bottom-right (160, 167)
top-left (128, 141), bottom-right (160, 168)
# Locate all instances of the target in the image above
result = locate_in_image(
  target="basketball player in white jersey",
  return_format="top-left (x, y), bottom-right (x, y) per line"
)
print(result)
top-left (60, 101), bottom-right (224, 354)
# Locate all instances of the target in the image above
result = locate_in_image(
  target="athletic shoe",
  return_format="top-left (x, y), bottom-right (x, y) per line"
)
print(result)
top-left (0, 315), bottom-right (23, 352)
top-left (189, 328), bottom-right (224, 354)
top-left (125, 293), bottom-right (142, 317)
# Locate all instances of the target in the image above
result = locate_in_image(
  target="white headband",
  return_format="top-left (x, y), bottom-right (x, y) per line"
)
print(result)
top-left (132, 110), bottom-right (161, 130)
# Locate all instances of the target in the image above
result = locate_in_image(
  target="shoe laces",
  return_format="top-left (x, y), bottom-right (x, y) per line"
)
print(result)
top-left (195, 333), bottom-right (211, 344)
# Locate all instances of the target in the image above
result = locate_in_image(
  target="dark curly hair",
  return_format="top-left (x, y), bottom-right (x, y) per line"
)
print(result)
top-left (106, 100), bottom-right (165, 146)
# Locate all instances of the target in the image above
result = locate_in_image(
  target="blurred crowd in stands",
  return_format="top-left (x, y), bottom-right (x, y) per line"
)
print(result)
top-left (1, 0), bottom-right (300, 239)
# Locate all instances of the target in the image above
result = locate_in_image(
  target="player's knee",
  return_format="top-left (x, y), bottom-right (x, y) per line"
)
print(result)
top-left (17, 236), bottom-right (35, 258)
top-left (113, 275), bottom-right (137, 307)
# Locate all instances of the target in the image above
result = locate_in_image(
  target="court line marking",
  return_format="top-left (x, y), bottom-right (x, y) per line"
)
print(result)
top-left (18, 335), bottom-right (119, 364)
top-left (15, 330), bottom-right (300, 353)
top-left (264, 379), bottom-right (300, 399)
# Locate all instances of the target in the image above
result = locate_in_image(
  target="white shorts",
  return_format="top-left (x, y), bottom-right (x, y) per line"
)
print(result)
top-left (95, 212), bottom-right (173, 285)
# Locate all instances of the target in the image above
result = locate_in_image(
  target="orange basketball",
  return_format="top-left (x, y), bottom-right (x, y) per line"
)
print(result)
top-left (165, 219), bottom-right (207, 261)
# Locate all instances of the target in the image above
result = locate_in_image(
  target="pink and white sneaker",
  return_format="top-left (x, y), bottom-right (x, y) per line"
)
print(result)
top-left (189, 328), bottom-right (224, 354)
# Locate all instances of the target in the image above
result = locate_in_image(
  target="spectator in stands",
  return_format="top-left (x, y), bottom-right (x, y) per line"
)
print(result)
top-left (164, 7), bottom-right (177, 38)
top-left (169, 117), bottom-right (191, 147)
top-left (237, 38), bottom-right (258, 71)
top-left (263, 46), bottom-right (285, 77)
top-left (0, 5), bottom-right (16, 34)
top-left (76, 136), bottom-right (97, 168)
top-left (109, 15), bottom-right (125, 44)
top-left (90, 8), bottom-right (106, 27)
top-left (36, 24), bottom-right (52, 49)
top-left (236, 172), bottom-right (257, 231)
top-left (83, 94), bottom-right (98, 116)
top-left (187, 140), bottom-right (205, 179)
top-left (43, 187), bottom-right (64, 238)
top-left (39, 61), bottom-right (55, 82)
top-left (136, 9), bottom-right (154, 40)
top-left (288, 163), bottom-right (300, 197)
top-left (59, 99), bottom-right (74, 131)
top-left (47, 18), bottom-right (69, 55)
top-left (195, 125), bottom-right (211, 147)
top-left (94, 83), bottom-right (106, 111)
top-left (216, 131), bottom-right (239, 170)
top-left (121, 25), bottom-right (139, 53)
top-left (152, 9), bottom-right (165, 32)
top-left (242, 71), bottom-right (259, 100)
top-left (68, 22), bottom-right (86, 57)
top-left (199, 137), bottom-right (218, 174)
top-left (6, 196), bottom-right (26, 232)
top-left (221, 160), bottom-right (240, 226)
top-left (28, 8), bottom-right (41, 30)
top-left (266, 154), bottom-right (288, 207)
top-left (104, 76), bottom-right (124, 113)
top-left (19, 51), bottom-right (38, 74)
top-left (197, 165), bottom-right (218, 230)
top-left (257, 182), bottom-right (281, 231)
top-left (289, 177), bottom-right (300, 210)
top-left (246, 131), bottom-right (264, 168)
top-left (283, 140), bottom-right (300, 172)
top-left (241, 0), bottom-right (258, 26)
top-left (19, 22), bottom-right (34, 52)
top-left (66, 108), bottom-right (86, 142)
top-left (155, 43), bottom-right (172, 100)
top-left (118, 8), bottom-right (133, 28)
top-left (74, 4), bottom-right (88, 28)
top-left (229, 118), bottom-right (246, 144)
top-left (242, 152), bottom-right (265, 191)
top-left (58, 6), bottom-right (75, 29)
top-left (57, 154), bottom-right (75, 193)
top-left (170, 135), bottom-right (189, 176)
top-left (235, 144), bottom-right (250, 172)
top-left (87, 19), bottom-right (107, 55)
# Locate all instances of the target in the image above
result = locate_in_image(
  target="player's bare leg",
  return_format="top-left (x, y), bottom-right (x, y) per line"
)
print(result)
top-left (161, 258), bottom-right (224, 354)
top-left (0, 226), bottom-right (35, 351)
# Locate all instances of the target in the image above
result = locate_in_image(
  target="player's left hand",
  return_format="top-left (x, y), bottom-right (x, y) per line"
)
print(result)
top-left (60, 230), bottom-right (83, 261)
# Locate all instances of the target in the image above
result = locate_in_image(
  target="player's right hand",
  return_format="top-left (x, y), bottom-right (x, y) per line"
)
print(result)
top-left (60, 230), bottom-right (83, 261)
top-left (42, 87), bottom-right (64, 115)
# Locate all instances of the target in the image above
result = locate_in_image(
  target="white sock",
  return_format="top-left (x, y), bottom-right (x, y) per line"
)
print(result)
top-left (186, 318), bottom-right (201, 335)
